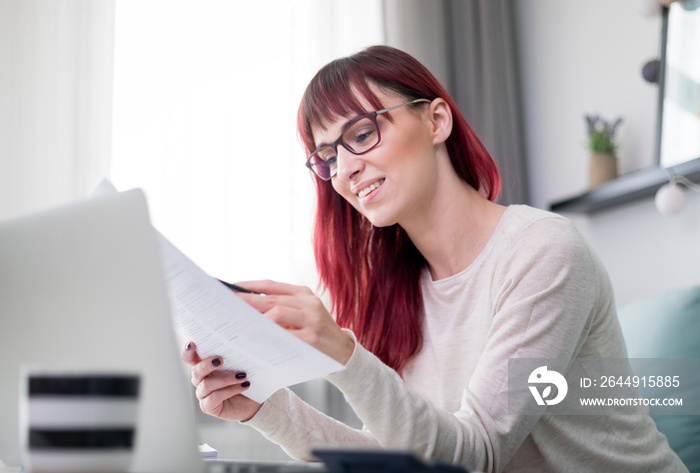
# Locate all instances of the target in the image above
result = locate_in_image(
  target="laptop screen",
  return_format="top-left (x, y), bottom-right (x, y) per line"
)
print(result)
top-left (0, 190), bottom-right (202, 472)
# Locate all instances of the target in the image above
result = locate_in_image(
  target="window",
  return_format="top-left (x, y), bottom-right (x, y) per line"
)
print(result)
top-left (111, 0), bottom-right (383, 287)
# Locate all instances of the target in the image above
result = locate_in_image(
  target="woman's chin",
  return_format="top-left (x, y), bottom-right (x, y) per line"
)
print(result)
top-left (362, 212), bottom-right (397, 229)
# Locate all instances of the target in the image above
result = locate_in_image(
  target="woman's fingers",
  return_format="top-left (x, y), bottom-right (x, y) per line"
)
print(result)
top-left (252, 295), bottom-right (355, 365)
top-left (264, 305), bottom-right (308, 330)
top-left (193, 369), bottom-right (257, 421)
top-left (190, 355), bottom-right (225, 386)
top-left (237, 292), bottom-right (307, 316)
top-left (181, 341), bottom-right (201, 366)
top-left (234, 279), bottom-right (313, 297)
top-left (199, 383), bottom-right (249, 416)
top-left (195, 370), bottom-right (248, 400)
top-left (234, 279), bottom-right (355, 364)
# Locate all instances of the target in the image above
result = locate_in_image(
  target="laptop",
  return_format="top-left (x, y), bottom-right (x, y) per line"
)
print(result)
top-left (0, 189), bottom-right (328, 473)
top-left (0, 189), bottom-right (203, 472)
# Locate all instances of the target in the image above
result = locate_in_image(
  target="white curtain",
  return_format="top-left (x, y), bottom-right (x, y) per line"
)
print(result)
top-left (111, 0), bottom-right (384, 291)
top-left (0, 0), bottom-right (115, 221)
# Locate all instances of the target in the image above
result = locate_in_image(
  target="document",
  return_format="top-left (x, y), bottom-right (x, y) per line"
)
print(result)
top-left (158, 235), bottom-right (345, 403)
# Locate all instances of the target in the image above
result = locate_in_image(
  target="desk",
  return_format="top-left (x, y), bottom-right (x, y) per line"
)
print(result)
top-left (0, 459), bottom-right (325, 473)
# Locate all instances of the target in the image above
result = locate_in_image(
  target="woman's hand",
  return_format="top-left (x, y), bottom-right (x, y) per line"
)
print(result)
top-left (181, 341), bottom-right (262, 422)
top-left (234, 280), bottom-right (355, 365)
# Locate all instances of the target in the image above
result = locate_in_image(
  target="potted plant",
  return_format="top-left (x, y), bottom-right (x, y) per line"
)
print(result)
top-left (585, 114), bottom-right (623, 188)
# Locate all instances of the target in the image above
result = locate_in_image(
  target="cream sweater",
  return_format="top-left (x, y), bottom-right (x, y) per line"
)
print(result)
top-left (246, 206), bottom-right (687, 473)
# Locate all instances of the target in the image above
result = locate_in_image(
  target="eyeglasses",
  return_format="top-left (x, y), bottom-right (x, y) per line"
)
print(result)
top-left (305, 98), bottom-right (431, 180)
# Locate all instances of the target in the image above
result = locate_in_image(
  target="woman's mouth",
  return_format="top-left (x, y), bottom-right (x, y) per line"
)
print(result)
top-left (357, 179), bottom-right (385, 199)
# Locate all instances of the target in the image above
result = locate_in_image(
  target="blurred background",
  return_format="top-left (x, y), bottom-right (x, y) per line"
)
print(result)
top-left (1, 0), bottom-right (699, 461)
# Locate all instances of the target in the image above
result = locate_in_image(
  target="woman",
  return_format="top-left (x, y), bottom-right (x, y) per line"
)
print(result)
top-left (183, 46), bottom-right (686, 472)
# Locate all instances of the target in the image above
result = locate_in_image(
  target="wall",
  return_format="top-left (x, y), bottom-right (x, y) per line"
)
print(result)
top-left (514, 0), bottom-right (700, 305)
top-left (0, 0), bottom-right (114, 220)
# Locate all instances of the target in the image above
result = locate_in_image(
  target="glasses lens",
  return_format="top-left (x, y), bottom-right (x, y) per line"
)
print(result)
top-left (309, 146), bottom-right (337, 180)
top-left (342, 117), bottom-right (378, 154)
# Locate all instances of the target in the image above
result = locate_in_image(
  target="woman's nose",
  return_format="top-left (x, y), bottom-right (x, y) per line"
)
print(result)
top-left (335, 146), bottom-right (364, 181)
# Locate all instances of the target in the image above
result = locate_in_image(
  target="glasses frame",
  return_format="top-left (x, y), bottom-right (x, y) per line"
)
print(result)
top-left (305, 98), bottom-right (432, 180)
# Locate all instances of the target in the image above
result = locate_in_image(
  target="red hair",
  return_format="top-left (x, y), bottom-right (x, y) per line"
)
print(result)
top-left (297, 46), bottom-right (501, 373)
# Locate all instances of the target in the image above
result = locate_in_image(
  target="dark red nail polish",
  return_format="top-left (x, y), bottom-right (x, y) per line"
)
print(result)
top-left (212, 358), bottom-right (221, 367)
top-left (235, 372), bottom-right (247, 379)
top-left (241, 381), bottom-right (250, 388)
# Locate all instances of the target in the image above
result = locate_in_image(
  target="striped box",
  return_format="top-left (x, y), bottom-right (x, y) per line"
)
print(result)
top-left (19, 369), bottom-right (140, 472)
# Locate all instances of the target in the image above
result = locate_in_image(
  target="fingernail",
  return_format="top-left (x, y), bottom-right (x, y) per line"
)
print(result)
top-left (184, 342), bottom-right (192, 351)
top-left (235, 372), bottom-right (247, 379)
top-left (241, 381), bottom-right (250, 388)
top-left (212, 358), bottom-right (222, 367)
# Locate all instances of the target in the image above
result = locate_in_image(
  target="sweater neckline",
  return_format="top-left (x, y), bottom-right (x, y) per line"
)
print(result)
top-left (423, 205), bottom-right (514, 288)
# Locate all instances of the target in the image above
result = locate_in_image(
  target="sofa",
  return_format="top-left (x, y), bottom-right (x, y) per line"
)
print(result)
top-left (617, 285), bottom-right (700, 472)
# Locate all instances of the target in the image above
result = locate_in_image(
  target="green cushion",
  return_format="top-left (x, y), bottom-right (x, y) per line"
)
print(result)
top-left (618, 285), bottom-right (700, 473)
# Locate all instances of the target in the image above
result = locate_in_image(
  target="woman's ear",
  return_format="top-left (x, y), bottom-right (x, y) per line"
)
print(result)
top-left (428, 98), bottom-right (453, 145)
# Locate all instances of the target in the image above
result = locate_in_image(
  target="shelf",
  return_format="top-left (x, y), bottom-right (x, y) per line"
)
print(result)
top-left (549, 157), bottom-right (700, 214)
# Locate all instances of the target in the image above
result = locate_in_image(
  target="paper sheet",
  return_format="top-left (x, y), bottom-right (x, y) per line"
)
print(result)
top-left (158, 235), bottom-right (345, 403)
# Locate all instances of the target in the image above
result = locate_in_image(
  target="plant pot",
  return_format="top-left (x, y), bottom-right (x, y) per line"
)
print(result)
top-left (589, 152), bottom-right (618, 188)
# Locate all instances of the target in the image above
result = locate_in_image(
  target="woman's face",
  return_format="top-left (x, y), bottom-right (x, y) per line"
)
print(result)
top-left (312, 89), bottom-right (450, 229)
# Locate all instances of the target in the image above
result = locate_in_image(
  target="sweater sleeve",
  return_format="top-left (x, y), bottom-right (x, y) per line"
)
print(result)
top-left (243, 332), bottom-right (380, 460)
top-left (325, 217), bottom-right (605, 473)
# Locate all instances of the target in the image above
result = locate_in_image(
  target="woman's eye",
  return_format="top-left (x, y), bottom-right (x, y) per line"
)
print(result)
top-left (318, 148), bottom-right (336, 162)
top-left (352, 128), bottom-right (375, 145)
